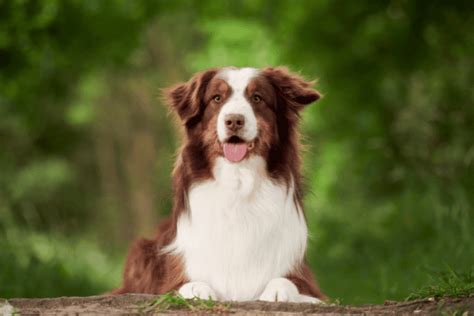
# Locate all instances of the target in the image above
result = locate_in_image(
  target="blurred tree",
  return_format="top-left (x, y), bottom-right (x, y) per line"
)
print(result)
top-left (0, 0), bottom-right (165, 298)
top-left (0, 0), bottom-right (161, 233)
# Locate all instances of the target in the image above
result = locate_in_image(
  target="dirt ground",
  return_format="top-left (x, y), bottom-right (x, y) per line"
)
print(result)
top-left (1, 294), bottom-right (473, 315)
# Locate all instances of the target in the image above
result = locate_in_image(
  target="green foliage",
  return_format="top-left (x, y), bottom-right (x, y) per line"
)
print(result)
top-left (406, 267), bottom-right (474, 300)
top-left (0, 0), bottom-right (161, 233)
top-left (187, 18), bottom-right (279, 71)
top-left (0, 229), bottom-right (121, 298)
top-left (0, 0), bottom-right (473, 304)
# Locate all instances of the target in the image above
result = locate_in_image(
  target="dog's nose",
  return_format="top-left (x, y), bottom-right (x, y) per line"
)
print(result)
top-left (225, 114), bottom-right (245, 132)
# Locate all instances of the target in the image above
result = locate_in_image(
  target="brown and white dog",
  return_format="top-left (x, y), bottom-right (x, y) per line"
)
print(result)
top-left (113, 67), bottom-right (326, 303)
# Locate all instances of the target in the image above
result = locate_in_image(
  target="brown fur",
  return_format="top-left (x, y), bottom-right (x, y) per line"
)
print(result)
top-left (286, 264), bottom-right (327, 300)
top-left (113, 67), bottom-right (325, 300)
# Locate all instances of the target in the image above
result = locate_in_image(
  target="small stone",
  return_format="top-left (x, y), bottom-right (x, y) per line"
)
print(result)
top-left (0, 303), bottom-right (15, 316)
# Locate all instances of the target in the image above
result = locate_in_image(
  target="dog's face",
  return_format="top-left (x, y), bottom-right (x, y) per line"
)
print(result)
top-left (165, 67), bottom-right (320, 165)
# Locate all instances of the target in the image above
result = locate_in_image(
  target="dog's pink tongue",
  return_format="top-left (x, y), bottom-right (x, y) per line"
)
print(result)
top-left (223, 143), bottom-right (248, 163)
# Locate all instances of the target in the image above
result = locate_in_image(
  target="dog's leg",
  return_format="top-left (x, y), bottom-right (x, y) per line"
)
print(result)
top-left (112, 238), bottom-right (163, 294)
top-left (178, 281), bottom-right (218, 300)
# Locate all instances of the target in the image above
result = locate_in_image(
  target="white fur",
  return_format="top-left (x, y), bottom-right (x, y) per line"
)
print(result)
top-left (167, 156), bottom-right (310, 301)
top-left (217, 68), bottom-right (259, 142)
top-left (259, 278), bottom-right (299, 302)
top-left (259, 278), bottom-right (322, 303)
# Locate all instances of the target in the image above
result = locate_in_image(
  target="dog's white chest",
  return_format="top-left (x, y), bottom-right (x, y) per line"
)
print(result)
top-left (169, 157), bottom-right (307, 301)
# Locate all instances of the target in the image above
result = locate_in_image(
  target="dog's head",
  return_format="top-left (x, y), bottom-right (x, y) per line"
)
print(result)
top-left (165, 67), bottom-right (320, 171)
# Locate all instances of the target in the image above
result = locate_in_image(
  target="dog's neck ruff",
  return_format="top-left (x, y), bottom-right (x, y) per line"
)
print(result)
top-left (166, 156), bottom-right (308, 301)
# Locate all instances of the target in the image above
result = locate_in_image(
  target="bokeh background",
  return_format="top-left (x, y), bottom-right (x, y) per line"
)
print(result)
top-left (1, 0), bottom-right (473, 304)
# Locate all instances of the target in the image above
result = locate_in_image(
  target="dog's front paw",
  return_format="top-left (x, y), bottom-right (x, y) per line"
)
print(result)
top-left (178, 281), bottom-right (217, 300)
top-left (298, 294), bottom-right (324, 304)
top-left (259, 278), bottom-right (323, 303)
top-left (259, 278), bottom-right (299, 302)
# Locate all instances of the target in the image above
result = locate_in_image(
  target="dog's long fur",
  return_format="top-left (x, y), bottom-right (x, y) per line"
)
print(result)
top-left (113, 67), bottom-right (326, 302)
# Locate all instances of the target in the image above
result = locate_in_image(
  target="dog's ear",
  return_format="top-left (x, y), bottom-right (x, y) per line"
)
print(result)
top-left (164, 69), bottom-right (217, 127)
top-left (261, 67), bottom-right (321, 111)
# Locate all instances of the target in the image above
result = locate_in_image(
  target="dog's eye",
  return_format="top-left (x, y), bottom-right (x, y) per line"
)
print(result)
top-left (252, 95), bottom-right (262, 103)
top-left (213, 95), bottom-right (222, 102)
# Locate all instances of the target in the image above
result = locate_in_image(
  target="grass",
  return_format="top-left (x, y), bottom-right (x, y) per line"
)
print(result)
top-left (406, 266), bottom-right (474, 300)
top-left (440, 307), bottom-right (471, 316)
top-left (324, 298), bottom-right (342, 306)
top-left (140, 292), bottom-right (229, 313)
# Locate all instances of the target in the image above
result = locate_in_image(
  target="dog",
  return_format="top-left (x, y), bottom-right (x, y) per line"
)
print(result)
top-left (113, 67), bottom-right (326, 303)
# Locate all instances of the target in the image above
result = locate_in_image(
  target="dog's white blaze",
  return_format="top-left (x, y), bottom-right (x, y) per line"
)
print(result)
top-left (217, 68), bottom-right (259, 142)
top-left (167, 156), bottom-right (308, 301)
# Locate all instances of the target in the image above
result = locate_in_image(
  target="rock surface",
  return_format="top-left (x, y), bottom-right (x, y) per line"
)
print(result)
top-left (1, 294), bottom-right (473, 315)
